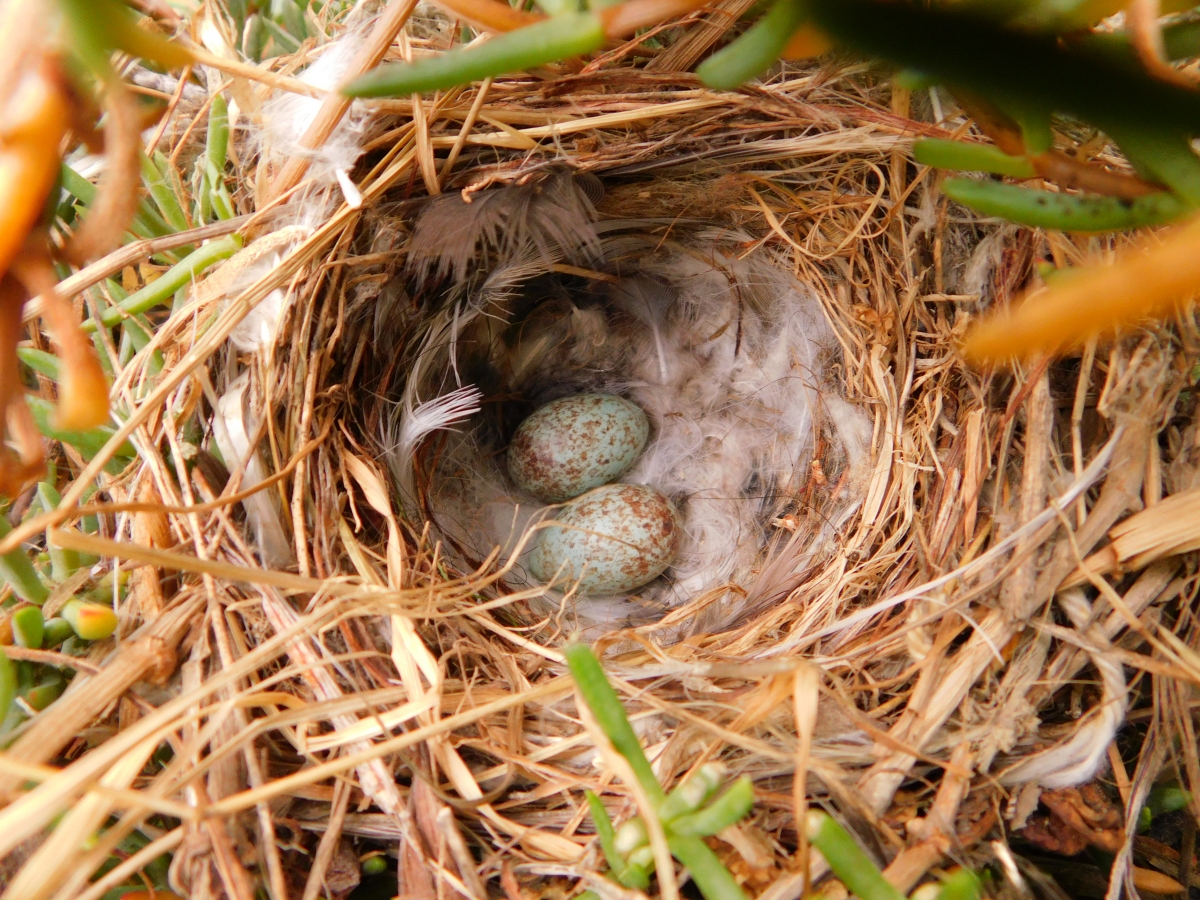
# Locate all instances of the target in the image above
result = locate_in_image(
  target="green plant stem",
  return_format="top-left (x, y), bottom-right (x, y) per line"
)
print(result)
top-left (586, 789), bottom-right (634, 882)
top-left (26, 396), bottom-right (134, 466)
top-left (343, 13), bottom-right (606, 97)
top-left (82, 234), bottom-right (241, 332)
top-left (0, 649), bottom-right (14, 724)
top-left (60, 164), bottom-right (173, 241)
top-left (1107, 126), bottom-right (1200, 205)
top-left (806, 811), bottom-right (904, 900)
top-left (936, 868), bottom-right (984, 900)
top-left (941, 177), bottom-right (1189, 231)
top-left (668, 778), bottom-right (755, 837)
top-left (696, 0), bottom-right (808, 90)
top-left (11, 607), bottom-right (45, 649)
top-left (913, 138), bottom-right (1036, 178)
top-left (659, 763), bottom-right (726, 820)
top-left (0, 517), bottom-right (49, 605)
top-left (37, 483), bottom-right (79, 582)
top-left (565, 644), bottom-right (665, 804)
top-left (141, 153), bottom-right (190, 234)
top-left (667, 834), bottom-right (747, 900)
top-left (42, 618), bottom-right (75, 648)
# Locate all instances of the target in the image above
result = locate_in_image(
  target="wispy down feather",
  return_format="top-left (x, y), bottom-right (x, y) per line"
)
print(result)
top-left (388, 385), bottom-right (483, 514)
top-left (610, 276), bottom-right (677, 384)
top-left (406, 173), bottom-right (601, 285)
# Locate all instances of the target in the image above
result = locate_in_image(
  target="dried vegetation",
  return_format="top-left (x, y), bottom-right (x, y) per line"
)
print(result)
top-left (2, 3), bottom-right (1200, 900)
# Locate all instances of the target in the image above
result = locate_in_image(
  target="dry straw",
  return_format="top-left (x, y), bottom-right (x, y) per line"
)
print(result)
top-left (2, 4), bottom-right (1199, 900)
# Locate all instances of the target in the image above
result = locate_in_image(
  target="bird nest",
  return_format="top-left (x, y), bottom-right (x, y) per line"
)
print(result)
top-left (4, 15), bottom-right (1200, 900)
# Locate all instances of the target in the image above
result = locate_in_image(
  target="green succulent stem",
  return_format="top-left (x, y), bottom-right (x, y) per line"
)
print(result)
top-left (565, 643), bottom-right (665, 804)
top-left (659, 763), bottom-right (727, 821)
top-left (342, 12), bottom-right (606, 97)
top-left (82, 234), bottom-right (242, 332)
top-left (913, 138), bottom-right (1036, 178)
top-left (0, 649), bottom-right (14, 726)
top-left (25, 397), bottom-right (134, 468)
top-left (666, 834), bottom-right (748, 900)
top-left (11, 607), bottom-right (45, 650)
top-left (696, 0), bottom-right (809, 90)
top-left (141, 152), bottom-right (191, 234)
top-left (805, 811), bottom-right (904, 900)
top-left (667, 777), bottom-right (755, 837)
top-left (936, 868), bottom-right (984, 900)
top-left (0, 516), bottom-right (49, 605)
top-left (586, 789), bottom-right (640, 885)
top-left (941, 177), bottom-right (1190, 231)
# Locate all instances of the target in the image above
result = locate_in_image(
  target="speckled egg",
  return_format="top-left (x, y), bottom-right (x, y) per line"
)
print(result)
top-left (528, 484), bottom-right (681, 593)
top-left (508, 393), bottom-right (649, 503)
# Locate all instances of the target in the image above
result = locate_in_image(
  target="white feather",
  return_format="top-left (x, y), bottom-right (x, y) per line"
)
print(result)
top-left (388, 385), bottom-right (483, 515)
top-left (259, 22), bottom-right (370, 192)
top-left (1000, 590), bottom-right (1127, 788)
top-left (211, 374), bottom-right (292, 567)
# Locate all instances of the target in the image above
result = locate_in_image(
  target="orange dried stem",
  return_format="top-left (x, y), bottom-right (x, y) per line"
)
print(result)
top-left (66, 79), bottom-right (142, 265)
top-left (0, 58), bottom-right (71, 283)
top-left (600, 0), bottom-right (712, 39)
top-left (430, 0), bottom-right (544, 32)
top-left (963, 211), bottom-right (1200, 361)
top-left (782, 23), bottom-right (832, 60)
top-left (13, 248), bottom-right (110, 432)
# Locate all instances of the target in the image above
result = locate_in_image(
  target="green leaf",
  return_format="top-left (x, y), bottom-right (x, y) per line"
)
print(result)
top-left (60, 0), bottom-right (193, 71)
top-left (667, 834), bottom-right (748, 900)
top-left (936, 868), bottom-right (984, 900)
top-left (0, 649), bottom-right (15, 725)
top-left (1147, 780), bottom-right (1193, 817)
top-left (11, 606), bottom-right (45, 649)
top-left (83, 234), bottom-right (241, 332)
top-left (913, 138), bottom-right (1036, 178)
top-left (586, 790), bottom-right (634, 881)
top-left (805, 811), bottom-right (904, 900)
top-left (0, 516), bottom-right (49, 605)
top-left (16, 348), bottom-right (62, 381)
top-left (22, 672), bottom-right (64, 711)
top-left (42, 617), bottom-right (76, 648)
top-left (141, 153), bottom-right (190, 235)
top-left (659, 763), bottom-right (726, 820)
top-left (696, 0), bottom-right (809, 90)
top-left (667, 777), bottom-right (754, 837)
top-left (26, 396), bottom-right (134, 466)
top-left (343, 12), bottom-right (606, 97)
top-left (942, 177), bottom-right (1190, 231)
top-left (61, 164), bottom-right (173, 241)
top-left (565, 643), bottom-right (665, 804)
top-left (1164, 18), bottom-right (1200, 61)
top-left (807, 0), bottom-right (1200, 138)
top-left (1106, 126), bottom-right (1200, 206)
top-left (38, 483), bottom-right (80, 582)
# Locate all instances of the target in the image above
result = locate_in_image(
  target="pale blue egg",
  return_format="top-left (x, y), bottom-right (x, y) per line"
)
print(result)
top-left (529, 484), bottom-right (680, 593)
top-left (508, 393), bottom-right (649, 503)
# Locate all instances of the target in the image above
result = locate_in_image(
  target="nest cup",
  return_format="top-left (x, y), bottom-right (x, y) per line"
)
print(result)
top-left (373, 173), bottom-right (871, 633)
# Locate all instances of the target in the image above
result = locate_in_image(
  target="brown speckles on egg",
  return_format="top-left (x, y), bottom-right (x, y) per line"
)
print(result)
top-left (528, 484), bottom-right (681, 594)
top-left (507, 394), bottom-right (649, 502)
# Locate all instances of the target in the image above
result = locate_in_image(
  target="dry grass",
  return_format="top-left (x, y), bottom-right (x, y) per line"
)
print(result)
top-left (2, 7), bottom-right (1200, 900)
